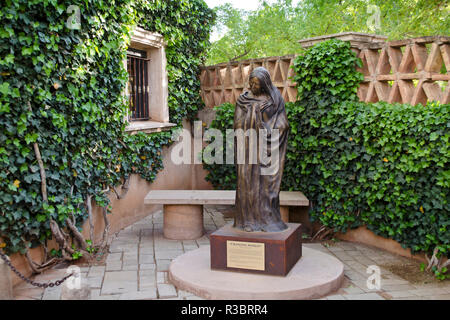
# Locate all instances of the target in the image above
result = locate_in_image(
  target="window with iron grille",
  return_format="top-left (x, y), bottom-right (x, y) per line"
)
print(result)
top-left (127, 48), bottom-right (150, 121)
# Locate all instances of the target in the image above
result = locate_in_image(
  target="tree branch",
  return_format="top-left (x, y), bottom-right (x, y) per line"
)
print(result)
top-left (66, 215), bottom-right (88, 252)
top-left (99, 207), bottom-right (111, 250)
top-left (230, 48), bottom-right (250, 62)
top-left (86, 194), bottom-right (95, 243)
top-left (25, 250), bottom-right (61, 274)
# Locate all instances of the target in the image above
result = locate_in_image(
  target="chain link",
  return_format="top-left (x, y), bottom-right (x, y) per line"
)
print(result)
top-left (0, 250), bottom-right (74, 288)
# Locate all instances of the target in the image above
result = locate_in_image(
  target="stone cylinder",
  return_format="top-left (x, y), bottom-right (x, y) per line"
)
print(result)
top-left (163, 204), bottom-right (204, 240)
top-left (0, 255), bottom-right (13, 300)
top-left (280, 206), bottom-right (289, 223)
top-left (61, 278), bottom-right (91, 300)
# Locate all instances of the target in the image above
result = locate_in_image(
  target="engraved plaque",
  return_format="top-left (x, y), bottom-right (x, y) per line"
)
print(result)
top-left (226, 240), bottom-right (265, 271)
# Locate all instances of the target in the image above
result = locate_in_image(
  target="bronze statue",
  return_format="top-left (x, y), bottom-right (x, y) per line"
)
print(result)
top-left (233, 67), bottom-right (290, 232)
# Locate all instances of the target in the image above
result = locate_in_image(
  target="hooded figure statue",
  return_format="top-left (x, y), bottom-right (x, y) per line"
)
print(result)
top-left (233, 67), bottom-right (290, 232)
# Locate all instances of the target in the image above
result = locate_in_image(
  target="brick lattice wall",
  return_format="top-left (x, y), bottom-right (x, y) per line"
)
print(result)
top-left (356, 36), bottom-right (450, 105)
top-left (200, 35), bottom-right (450, 108)
top-left (200, 54), bottom-right (298, 108)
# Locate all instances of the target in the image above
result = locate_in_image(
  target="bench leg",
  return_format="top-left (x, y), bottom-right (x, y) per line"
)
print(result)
top-left (163, 204), bottom-right (204, 240)
top-left (280, 206), bottom-right (289, 223)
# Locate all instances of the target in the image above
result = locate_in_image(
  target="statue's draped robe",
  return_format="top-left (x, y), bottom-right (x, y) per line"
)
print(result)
top-left (233, 91), bottom-right (289, 232)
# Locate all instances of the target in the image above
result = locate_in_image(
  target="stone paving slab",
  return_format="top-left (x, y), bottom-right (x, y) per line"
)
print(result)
top-left (342, 285), bottom-right (365, 295)
top-left (106, 252), bottom-right (122, 263)
top-left (101, 271), bottom-right (138, 295)
top-left (326, 294), bottom-right (346, 300)
top-left (140, 275), bottom-right (157, 285)
top-left (381, 284), bottom-right (417, 292)
top-left (139, 248), bottom-right (155, 255)
top-left (106, 261), bottom-right (123, 271)
top-left (155, 250), bottom-right (184, 260)
top-left (123, 264), bottom-right (139, 271)
top-left (86, 276), bottom-right (103, 289)
top-left (12, 204), bottom-right (450, 301)
top-left (42, 286), bottom-right (62, 300)
top-left (157, 283), bottom-right (177, 298)
top-left (156, 259), bottom-right (172, 272)
top-left (119, 290), bottom-right (157, 300)
top-left (344, 293), bottom-right (385, 300)
top-left (140, 254), bottom-right (155, 264)
top-left (14, 287), bottom-right (44, 300)
top-left (384, 290), bottom-right (419, 299)
top-left (140, 263), bottom-right (156, 270)
top-left (88, 266), bottom-right (106, 278)
top-left (423, 294), bottom-right (450, 300)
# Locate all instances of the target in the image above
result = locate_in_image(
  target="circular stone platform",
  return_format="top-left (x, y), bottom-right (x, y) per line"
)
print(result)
top-left (169, 246), bottom-right (344, 300)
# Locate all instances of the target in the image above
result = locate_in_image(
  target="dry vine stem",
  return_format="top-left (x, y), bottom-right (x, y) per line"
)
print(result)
top-left (13, 103), bottom-right (132, 275)
top-left (111, 176), bottom-right (131, 200)
top-left (99, 207), bottom-right (111, 251)
top-left (24, 102), bottom-right (94, 273)
top-left (312, 225), bottom-right (334, 241)
top-left (86, 194), bottom-right (95, 244)
top-left (426, 246), bottom-right (450, 273)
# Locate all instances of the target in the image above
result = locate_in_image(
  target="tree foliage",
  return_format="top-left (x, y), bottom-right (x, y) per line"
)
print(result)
top-left (206, 0), bottom-right (449, 64)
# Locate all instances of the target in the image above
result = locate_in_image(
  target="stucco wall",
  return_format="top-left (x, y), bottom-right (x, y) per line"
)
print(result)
top-left (336, 227), bottom-right (427, 262)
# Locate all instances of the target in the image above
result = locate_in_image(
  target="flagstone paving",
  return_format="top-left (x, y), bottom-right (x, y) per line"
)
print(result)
top-left (12, 205), bottom-right (450, 300)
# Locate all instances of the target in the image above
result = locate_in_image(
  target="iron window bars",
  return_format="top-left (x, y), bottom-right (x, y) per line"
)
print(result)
top-left (127, 48), bottom-right (150, 121)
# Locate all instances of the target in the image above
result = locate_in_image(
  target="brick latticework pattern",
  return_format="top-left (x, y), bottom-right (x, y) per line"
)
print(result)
top-left (200, 36), bottom-right (450, 108)
top-left (200, 54), bottom-right (298, 108)
top-left (356, 36), bottom-right (450, 105)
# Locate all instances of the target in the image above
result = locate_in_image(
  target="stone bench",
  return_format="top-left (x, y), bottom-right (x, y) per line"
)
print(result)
top-left (144, 190), bottom-right (309, 240)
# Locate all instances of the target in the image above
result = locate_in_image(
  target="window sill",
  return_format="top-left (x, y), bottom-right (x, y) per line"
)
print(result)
top-left (125, 120), bottom-right (176, 134)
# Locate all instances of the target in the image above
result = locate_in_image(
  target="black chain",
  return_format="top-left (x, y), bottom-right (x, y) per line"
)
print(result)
top-left (0, 250), bottom-right (74, 288)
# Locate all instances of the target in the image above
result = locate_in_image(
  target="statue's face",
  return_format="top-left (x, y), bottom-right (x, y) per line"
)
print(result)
top-left (249, 77), bottom-right (262, 96)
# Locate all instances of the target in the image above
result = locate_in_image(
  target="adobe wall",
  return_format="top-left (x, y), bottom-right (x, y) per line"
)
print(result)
top-left (336, 227), bottom-right (427, 262)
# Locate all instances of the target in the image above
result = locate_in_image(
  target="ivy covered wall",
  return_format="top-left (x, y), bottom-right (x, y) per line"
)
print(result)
top-left (0, 0), bottom-right (214, 262)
